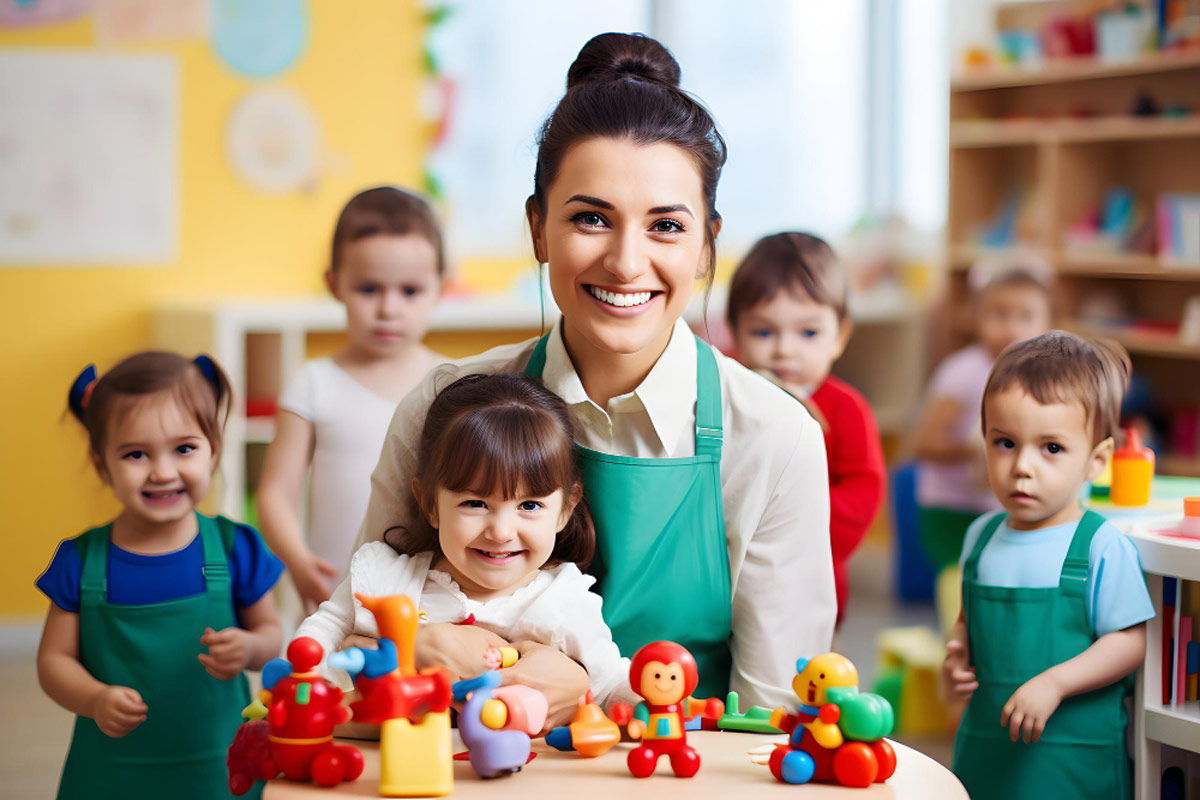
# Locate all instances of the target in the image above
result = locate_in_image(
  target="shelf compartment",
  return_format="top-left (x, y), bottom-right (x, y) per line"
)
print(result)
top-left (952, 116), bottom-right (1200, 148)
top-left (951, 50), bottom-right (1200, 92)
top-left (1144, 702), bottom-right (1200, 752)
top-left (1160, 455), bottom-right (1200, 479)
top-left (1061, 319), bottom-right (1200, 359)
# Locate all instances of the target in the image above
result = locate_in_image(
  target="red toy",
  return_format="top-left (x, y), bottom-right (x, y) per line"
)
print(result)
top-left (625, 641), bottom-right (723, 778)
top-left (226, 637), bottom-right (364, 794)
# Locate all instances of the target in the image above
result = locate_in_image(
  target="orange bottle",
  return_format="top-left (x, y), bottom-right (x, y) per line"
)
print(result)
top-left (1110, 427), bottom-right (1154, 506)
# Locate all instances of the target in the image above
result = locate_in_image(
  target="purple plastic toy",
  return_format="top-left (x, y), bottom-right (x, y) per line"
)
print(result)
top-left (452, 671), bottom-right (531, 779)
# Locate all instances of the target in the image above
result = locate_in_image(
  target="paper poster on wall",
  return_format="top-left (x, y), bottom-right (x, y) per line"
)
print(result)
top-left (213, 0), bottom-right (307, 77)
top-left (0, 50), bottom-right (178, 264)
top-left (0, 0), bottom-right (89, 27)
top-left (226, 87), bottom-right (319, 193)
top-left (93, 0), bottom-right (209, 43)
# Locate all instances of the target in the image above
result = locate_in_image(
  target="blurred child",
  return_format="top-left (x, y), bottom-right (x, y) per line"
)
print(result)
top-left (911, 262), bottom-right (1052, 571)
top-left (257, 187), bottom-right (447, 616)
top-left (943, 331), bottom-right (1151, 800)
top-left (37, 352), bottom-right (283, 799)
top-left (298, 373), bottom-right (635, 710)
top-left (727, 232), bottom-right (884, 621)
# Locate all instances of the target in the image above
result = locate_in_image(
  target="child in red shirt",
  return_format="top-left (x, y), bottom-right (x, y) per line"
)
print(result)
top-left (727, 232), bottom-right (884, 622)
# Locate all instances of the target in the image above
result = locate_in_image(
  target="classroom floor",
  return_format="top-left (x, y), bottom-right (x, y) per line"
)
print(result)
top-left (0, 542), bottom-right (949, 799)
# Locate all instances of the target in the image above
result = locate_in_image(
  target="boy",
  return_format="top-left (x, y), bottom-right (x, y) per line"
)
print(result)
top-left (943, 330), bottom-right (1153, 800)
top-left (727, 232), bottom-right (884, 622)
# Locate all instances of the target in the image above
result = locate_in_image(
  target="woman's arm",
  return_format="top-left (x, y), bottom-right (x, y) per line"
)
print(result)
top-left (38, 605), bottom-right (148, 737)
top-left (731, 416), bottom-right (836, 710)
top-left (1001, 623), bottom-right (1146, 743)
top-left (257, 410), bottom-right (337, 614)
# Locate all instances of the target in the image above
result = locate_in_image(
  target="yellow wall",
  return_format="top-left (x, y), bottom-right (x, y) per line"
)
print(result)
top-left (0, 2), bottom-right (426, 618)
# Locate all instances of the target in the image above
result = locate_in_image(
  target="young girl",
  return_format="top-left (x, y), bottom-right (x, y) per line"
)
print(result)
top-left (36, 352), bottom-right (283, 799)
top-left (943, 331), bottom-right (1151, 799)
top-left (911, 260), bottom-right (1052, 571)
top-left (297, 372), bottom-right (635, 708)
top-left (257, 186), bottom-right (446, 616)
top-left (726, 232), bottom-right (885, 623)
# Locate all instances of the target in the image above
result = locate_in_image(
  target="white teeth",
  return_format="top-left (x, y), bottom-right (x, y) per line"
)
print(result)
top-left (588, 286), bottom-right (654, 308)
top-left (479, 550), bottom-right (517, 558)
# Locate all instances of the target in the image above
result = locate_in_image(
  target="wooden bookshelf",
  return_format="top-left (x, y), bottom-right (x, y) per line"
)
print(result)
top-left (946, 51), bottom-right (1200, 498)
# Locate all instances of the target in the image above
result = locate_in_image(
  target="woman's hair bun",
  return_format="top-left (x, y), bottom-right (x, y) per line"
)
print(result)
top-left (566, 32), bottom-right (681, 90)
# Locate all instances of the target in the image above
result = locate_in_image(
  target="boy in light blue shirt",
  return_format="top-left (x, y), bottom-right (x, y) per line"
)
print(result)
top-left (943, 330), bottom-right (1152, 800)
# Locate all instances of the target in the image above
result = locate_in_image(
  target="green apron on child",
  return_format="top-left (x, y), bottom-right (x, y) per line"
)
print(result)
top-left (952, 510), bottom-right (1131, 800)
top-left (526, 333), bottom-right (733, 698)
top-left (57, 514), bottom-right (255, 800)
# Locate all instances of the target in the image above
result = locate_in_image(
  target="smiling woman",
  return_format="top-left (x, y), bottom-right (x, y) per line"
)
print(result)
top-left (334, 32), bottom-right (835, 727)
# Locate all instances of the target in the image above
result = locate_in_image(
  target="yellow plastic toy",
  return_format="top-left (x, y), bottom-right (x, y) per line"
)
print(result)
top-left (773, 653), bottom-right (858, 750)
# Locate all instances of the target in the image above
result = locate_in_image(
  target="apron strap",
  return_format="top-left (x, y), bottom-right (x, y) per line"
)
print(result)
top-left (79, 524), bottom-right (111, 608)
top-left (1058, 510), bottom-right (1104, 598)
top-left (197, 514), bottom-right (231, 598)
top-left (693, 337), bottom-right (723, 459)
top-left (524, 331), bottom-right (724, 456)
top-left (962, 512), bottom-right (1005, 583)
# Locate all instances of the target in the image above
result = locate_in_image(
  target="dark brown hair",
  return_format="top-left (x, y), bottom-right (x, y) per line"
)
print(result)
top-left (68, 351), bottom-right (233, 468)
top-left (726, 232), bottom-right (846, 328)
top-left (982, 330), bottom-right (1131, 446)
top-left (396, 372), bottom-right (595, 568)
top-left (330, 186), bottom-right (445, 275)
top-left (526, 32), bottom-right (727, 282)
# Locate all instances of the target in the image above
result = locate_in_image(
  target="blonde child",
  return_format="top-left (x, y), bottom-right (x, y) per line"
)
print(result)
top-left (257, 186), bottom-right (446, 616)
top-left (37, 352), bottom-right (283, 799)
top-left (726, 232), bottom-right (884, 621)
top-left (943, 331), bottom-right (1152, 799)
top-left (911, 262), bottom-right (1052, 570)
top-left (298, 372), bottom-right (636, 710)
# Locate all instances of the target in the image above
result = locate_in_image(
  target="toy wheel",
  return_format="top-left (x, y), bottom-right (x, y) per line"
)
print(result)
top-left (832, 741), bottom-right (878, 788)
top-left (775, 749), bottom-right (815, 785)
top-left (871, 739), bottom-right (897, 782)
top-left (312, 747), bottom-right (362, 786)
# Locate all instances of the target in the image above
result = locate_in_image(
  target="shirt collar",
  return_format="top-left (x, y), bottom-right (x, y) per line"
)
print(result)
top-left (542, 318), bottom-right (698, 453)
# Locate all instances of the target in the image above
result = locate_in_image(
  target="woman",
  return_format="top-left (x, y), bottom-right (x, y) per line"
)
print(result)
top-left (351, 32), bottom-right (834, 726)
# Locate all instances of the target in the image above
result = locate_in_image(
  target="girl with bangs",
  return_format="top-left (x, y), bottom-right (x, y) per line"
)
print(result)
top-left (297, 372), bottom-right (638, 708)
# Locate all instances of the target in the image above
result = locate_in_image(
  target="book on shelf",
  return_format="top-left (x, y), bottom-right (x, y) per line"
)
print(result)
top-left (1163, 577), bottom-right (1200, 704)
top-left (1158, 194), bottom-right (1200, 268)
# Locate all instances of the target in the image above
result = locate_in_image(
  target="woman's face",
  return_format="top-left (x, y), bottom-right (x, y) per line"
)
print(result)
top-left (530, 137), bottom-right (715, 362)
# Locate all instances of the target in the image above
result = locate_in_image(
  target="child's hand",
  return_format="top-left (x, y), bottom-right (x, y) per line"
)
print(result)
top-left (92, 685), bottom-right (147, 738)
top-left (292, 554), bottom-right (340, 615)
top-left (942, 638), bottom-right (978, 700)
top-left (1002, 673), bottom-right (1062, 743)
top-left (198, 626), bottom-right (252, 680)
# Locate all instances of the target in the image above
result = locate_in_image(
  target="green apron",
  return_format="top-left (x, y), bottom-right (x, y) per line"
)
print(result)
top-left (952, 510), bottom-right (1131, 800)
top-left (57, 514), bottom-right (256, 800)
top-left (526, 333), bottom-right (733, 698)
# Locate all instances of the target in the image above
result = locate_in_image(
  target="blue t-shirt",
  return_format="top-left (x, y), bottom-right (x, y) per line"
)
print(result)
top-left (959, 510), bottom-right (1154, 638)
top-left (36, 518), bottom-right (283, 613)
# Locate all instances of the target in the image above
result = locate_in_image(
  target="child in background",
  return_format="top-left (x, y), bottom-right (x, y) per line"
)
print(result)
top-left (298, 372), bottom-right (636, 709)
top-left (37, 352), bottom-right (283, 800)
top-left (943, 331), bottom-right (1151, 800)
top-left (258, 186), bottom-right (446, 617)
top-left (727, 232), bottom-right (884, 622)
top-left (911, 262), bottom-right (1052, 572)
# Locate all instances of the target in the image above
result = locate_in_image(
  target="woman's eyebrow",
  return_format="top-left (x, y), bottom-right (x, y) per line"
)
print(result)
top-left (563, 194), bottom-right (613, 209)
top-left (648, 204), bottom-right (694, 219)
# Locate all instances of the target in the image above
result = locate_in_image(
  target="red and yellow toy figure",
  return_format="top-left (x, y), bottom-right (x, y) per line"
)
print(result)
top-left (333, 594), bottom-right (455, 797)
top-left (625, 641), bottom-right (724, 778)
top-left (226, 637), bottom-right (363, 794)
top-left (767, 653), bottom-right (897, 788)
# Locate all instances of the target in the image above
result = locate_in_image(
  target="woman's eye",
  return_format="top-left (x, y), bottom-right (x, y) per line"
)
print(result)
top-left (519, 500), bottom-right (544, 512)
top-left (650, 218), bottom-right (684, 233)
top-left (571, 211), bottom-right (606, 228)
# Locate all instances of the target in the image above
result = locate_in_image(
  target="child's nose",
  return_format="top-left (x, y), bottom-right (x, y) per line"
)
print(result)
top-left (379, 289), bottom-right (405, 317)
top-left (149, 455), bottom-right (177, 482)
top-left (603, 228), bottom-right (648, 283)
top-left (482, 513), bottom-right (518, 543)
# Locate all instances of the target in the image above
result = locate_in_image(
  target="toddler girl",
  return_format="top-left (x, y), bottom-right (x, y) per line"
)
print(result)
top-left (297, 372), bottom-right (634, 707)
top-left (911, 261), bottom-right (1052, 571)
top-left (36, 352), bottom-right (283, 799)
top-left (726, 232), bottom-right (884, 621)
top-left (258, 186), bottom-right (446, 616)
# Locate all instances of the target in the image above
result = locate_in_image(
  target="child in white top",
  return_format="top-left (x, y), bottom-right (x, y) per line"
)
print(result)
top-left (258, 187), bottom-right (446, 615)
top-left (297, 372), bottom-right (634, 707)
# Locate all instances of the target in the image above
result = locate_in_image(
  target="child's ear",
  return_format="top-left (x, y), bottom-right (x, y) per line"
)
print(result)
top-left (526, 196), bottom-right (548, 264)
top-left (557, 482), bottom-right (583, 531)
top-left (91, 451), bottom-right (111, 486)
top-left (834, 317), bottom-right (854, 360)
top-left (1086, 436), bottom-right (1115, 481)
top-left (324, 268), bottom-right (340, 299)
top-left (411, 477), bottom-right (438, 528)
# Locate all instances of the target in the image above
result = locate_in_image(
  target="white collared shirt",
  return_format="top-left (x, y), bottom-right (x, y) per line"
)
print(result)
top-left (350, 318), bottom-right (834, 709)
